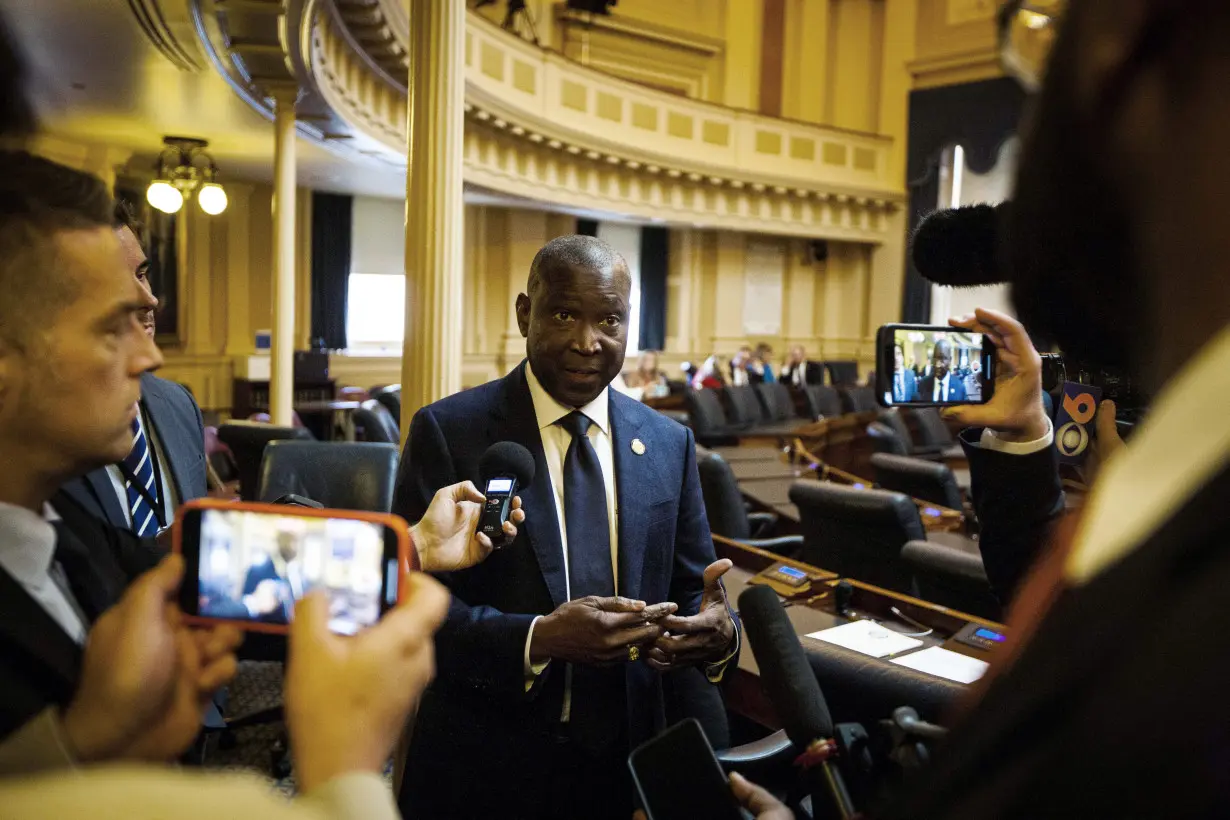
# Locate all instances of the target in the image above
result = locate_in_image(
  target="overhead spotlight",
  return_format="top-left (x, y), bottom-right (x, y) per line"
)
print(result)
top-left (146, 180), bottom-right (184, 214)
top-left (145, 136), bottom-right (227, 216)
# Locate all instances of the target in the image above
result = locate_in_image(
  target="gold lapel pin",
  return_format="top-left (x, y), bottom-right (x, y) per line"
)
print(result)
top-left (631, 438), bottom-right (646, 456)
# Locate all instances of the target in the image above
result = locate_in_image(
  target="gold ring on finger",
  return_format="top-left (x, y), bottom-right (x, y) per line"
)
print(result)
top-left (628, 645), bottom-right (640, 662)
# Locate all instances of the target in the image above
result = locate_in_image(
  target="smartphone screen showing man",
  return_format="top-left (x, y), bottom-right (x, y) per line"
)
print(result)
top-left (877, 324), bottom-right (994, 407)
top-left (194, 508), bottom-right (388, 635)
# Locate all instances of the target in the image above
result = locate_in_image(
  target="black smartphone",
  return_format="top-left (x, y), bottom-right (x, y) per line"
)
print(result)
top-left (477, 475), bottom-right (517, 547)
top-left (628, 718), bottom-right (746, 820)
top-left (876, 323), bottom-right (996, 408)
top-left (175, 499), bottom-right (412, 636)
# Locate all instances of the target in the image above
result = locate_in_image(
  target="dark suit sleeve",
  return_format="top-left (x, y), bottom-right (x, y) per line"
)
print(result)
top-left (960, 428), bottom-right (1065, 603)
top-left (393, 407), bottom-right (538, 698)
top-left (668, 428), bottom-right (740, 680)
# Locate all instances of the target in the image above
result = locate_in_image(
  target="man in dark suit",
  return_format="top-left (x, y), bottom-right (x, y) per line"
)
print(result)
top-left (875, 2), bottom-right (1230, 815)
top-left (0, 151), bottom-right (236, 742)
top-left (918, 339), bottom-right (966, 403)
top-left (394, 235), bottom-right (739, 820)
top-left (60, 202), bottom-right (207, 536)
top-left (890, 342), bottom-right (918, 403)
top-left (780, 345), bottom-right (823, 387)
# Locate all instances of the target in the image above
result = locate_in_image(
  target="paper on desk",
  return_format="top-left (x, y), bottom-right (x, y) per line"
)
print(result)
top-left (892, 646), bottom-right (990, 684)
top-left (806, 620), bottom-right (924, 659)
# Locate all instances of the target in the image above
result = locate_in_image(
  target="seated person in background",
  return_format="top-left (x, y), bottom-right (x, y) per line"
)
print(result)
top-left (780, 345), bottom-right (822, 387)
top-left (624, 350), bottom-right (670, 399)
top-left (59, 201), bottom-right (208, 537)
top-left (750, 343), bottom-right (775, 383)
top-left (729, 344), bottom-right (758, 386)
top-left (891, 342), bottom-right (918, 402)
top-left (918, 339), bottom-right (966, 403)
top-left (691, 354), bottom-right (728, 389)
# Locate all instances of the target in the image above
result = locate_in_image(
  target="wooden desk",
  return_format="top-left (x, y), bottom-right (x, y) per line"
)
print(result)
top-left (706, 446), bottom-right (785, 463)
top-left (714, 536), bottom-right (1005, 729)
top-left (729, 461), bottom-right (811, 481)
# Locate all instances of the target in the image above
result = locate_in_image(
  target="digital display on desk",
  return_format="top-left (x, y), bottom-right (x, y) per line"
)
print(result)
top-left (776, 566), bottom-right (807, 580)
top-left (974, 627), bottom-right (1006, 643)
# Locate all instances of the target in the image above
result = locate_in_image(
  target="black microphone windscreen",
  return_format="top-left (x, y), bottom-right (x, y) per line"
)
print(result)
top-left (478, 442), bottom-right (536, 487)
top-left (738, 585), bottom-right (834, 746)
top-left (910, 203), bottom-right (1008, 288)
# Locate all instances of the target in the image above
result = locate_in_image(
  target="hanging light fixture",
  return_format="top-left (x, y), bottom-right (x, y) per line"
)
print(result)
top-left (145, 136), bottom-right (228, 215)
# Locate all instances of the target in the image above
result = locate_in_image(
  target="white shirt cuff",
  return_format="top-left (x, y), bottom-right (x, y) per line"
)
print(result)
top-left (523, 615), bottom-right (550, 691)
top-left (978, 416), bottom-right (1054, 455)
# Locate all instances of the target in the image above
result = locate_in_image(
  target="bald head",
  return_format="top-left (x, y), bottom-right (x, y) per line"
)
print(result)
top-left (527, 234), bottom-right (630, 296)
top-left (517, 234), bottom-right (632, 407)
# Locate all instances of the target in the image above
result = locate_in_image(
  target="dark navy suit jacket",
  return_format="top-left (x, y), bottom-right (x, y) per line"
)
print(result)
top-left (918, 373), bottom-right (967, 403)
top-left (393, 363), bottom-right (736, 815)
top-left (60, 372), bottom-right (207, 530)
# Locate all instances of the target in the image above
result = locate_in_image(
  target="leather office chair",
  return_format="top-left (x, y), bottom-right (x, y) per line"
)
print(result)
top-left (370, 384), bottom-right (402, 426)
top-left (789, 481), bottom-right (924, 595)
top-left (724, 385), bottom-right (798, 436)
top-left (803, 385), bottom-right (843, 420)
top-left (755, 382), bottom-right (796, 423)
top-left (697, 452), bottom-right (803, 556)
top-left (217, 421), bottom-right (314, 501)
top-left (878, 411), bottom-right (917, 453)
top-left (901, 540), bottom-right (1001, 621)
top-left (867, 421), bottom-right (911, 457)
top-left (870, 453), bottom-right (964, 511)
top-left (685, 388), bottom-right (740, 446)
top-left (839, 386), bottom-right (878, 414)
top-left (907, 408), bottom-right (965, 459)
top-left (824, 360), bottom-right (859, 386)
top-left (354, 399), bottom-right (400, 443)
top-left (258, 441), bottom-right (400, 512)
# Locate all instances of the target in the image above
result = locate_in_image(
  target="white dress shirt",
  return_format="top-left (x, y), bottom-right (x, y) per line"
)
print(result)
top-left (973, 325), bottom-right (1230, 586)
top-left (104, 406), bottom-right (178, 532)
top-left (0, 502), bottom-right (87, 644)
top-left (522, 364), bottom-right (620, 716)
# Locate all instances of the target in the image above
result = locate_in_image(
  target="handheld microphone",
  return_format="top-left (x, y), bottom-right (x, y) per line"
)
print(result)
top-left (477, 442), bottom-right (535, 548)
top-left (910, 202), bottom-right (1009, 289)
top-left (738, 585), bottom-right (855, 818)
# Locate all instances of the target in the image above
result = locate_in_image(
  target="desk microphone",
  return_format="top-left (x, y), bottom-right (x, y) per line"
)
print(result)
top-left (833, 580), bottom-right (855, 618)
top-left (739, 585), bottom-right (856, 818)
top-left (477, 442), bottom-right (535, 548)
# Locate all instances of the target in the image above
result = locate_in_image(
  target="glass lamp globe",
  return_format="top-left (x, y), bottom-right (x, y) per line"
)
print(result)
top-left (197, 183), bottom-right (229, 216)
top-left (146, 180), bottom-right (184, 214)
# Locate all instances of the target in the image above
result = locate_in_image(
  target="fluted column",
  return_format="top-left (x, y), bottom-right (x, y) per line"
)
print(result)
top-left (271, 93), bottom-right (298, 428)
top-left (400, 0), bottom-right (466, 439)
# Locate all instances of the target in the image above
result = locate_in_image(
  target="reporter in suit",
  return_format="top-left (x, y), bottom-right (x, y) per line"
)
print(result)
top-left (890, 343), bottom-right (919, 403)
top-left (880, 3), bottom-right (1230, 814)
top-left (60, 202), bottom-right (206, 537)
top-left (917, 339), bottom-right (966, 403)
top-left (394, 235), bottom-right (739, 820)
top-left (0, 556), bottom-right (452, 820)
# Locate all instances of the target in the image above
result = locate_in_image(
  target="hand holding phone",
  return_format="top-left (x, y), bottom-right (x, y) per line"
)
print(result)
top-left (176, 500), bottom-right (411, 636)
top-left (877, 323), bottom-right (995, 408)
top-left (939, 308), bottom-right (1050, 443)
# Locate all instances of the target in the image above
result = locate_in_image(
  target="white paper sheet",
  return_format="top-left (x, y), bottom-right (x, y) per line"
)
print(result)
top-left (892, 646), bottom-right (990, 684)
top-left (805, 620), bottom-right (925, 659)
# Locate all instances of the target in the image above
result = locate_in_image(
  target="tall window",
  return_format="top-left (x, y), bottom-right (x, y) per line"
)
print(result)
top-left (346, 273), bottom-right (405, 350)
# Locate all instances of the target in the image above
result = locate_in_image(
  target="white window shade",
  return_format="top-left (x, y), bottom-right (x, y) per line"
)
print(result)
top-left (351, 197), bottom-right (406, 276)
top-left (347, 273), bottom-right (405, 346)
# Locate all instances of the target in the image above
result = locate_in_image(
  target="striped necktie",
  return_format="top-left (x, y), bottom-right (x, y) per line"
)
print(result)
top-left (122, 412), bottom-right (160, 537)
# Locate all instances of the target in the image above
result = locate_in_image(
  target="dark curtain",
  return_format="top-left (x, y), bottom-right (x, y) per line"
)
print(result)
top-left (310, 193), bottom-right (353, 350)
top-left (902, 77), bottom-right (1028, 322)
top-left (576, 218), bottom-right (599, 236)
top-left (638, 226), bottom-right (668, 351)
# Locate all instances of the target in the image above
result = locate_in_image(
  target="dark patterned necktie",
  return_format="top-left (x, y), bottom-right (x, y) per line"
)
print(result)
top-left (121, 413), bottom-right (160, 537)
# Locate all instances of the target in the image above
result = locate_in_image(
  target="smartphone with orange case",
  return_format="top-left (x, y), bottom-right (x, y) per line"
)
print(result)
top-left (173, 498), bottom-right (417, 636)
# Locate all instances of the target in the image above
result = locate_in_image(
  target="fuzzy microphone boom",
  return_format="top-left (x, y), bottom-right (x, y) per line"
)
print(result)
top-left (910, 202), bottom-right (1010, 288)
